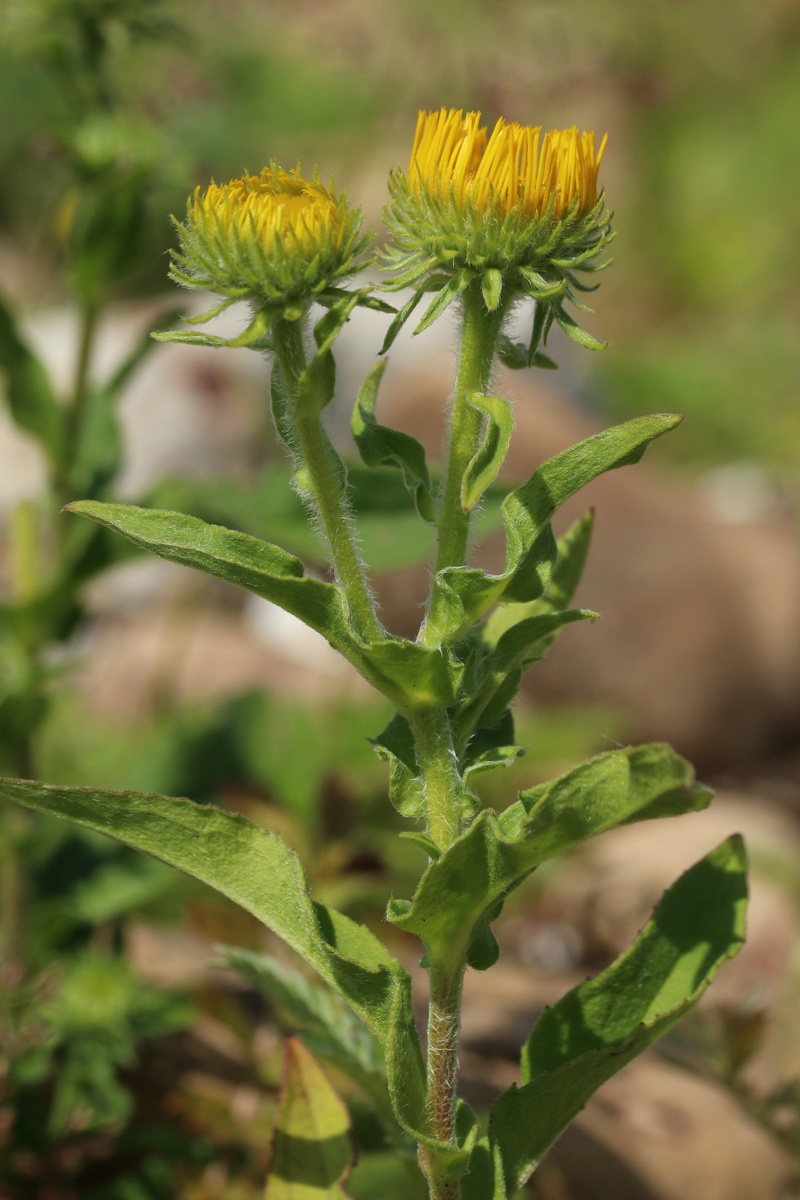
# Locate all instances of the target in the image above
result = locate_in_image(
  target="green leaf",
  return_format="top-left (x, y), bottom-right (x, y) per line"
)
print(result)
top-left (64, 501), bottom-right (460, 710)
top-left (0, 291), bottom-right (64, 466)
top-left (351, 360), bottom-right (436, 522)
top-left (496, 336), bottom-right (528, 371)
top-left (65, 499), bottom-right (354, 645)
top-left (369, 714), bottom-right (425, 819)
top-left (461, 395), bottom-right (514, 513)
top-left (0, 779), bottom-right (404, 1037)
top-left (152, 301), bottom-right (275, 350)
top-left (265, 1038), bottom-right (355, 1199)
top-left (379, 286), bottom-right (428, 354)
top-left (429, 415), bottom-right (681, 640)
top-left (388, 745), bottom-right (712, 972)
top-left (226, 949), bottom-right (384, 1078)
top-left (455, 609), bottom-right (597, 742)
top-left (151, 329), bottom-right (241, 349)
top-left (312, 292), bottom-right (361, 356)
top-left (0, 775), bottom-right (462, 1157)
top-left (489, 836), bottom-right (748, 1196)
top-left (480, 510), bottom-right (595, 650)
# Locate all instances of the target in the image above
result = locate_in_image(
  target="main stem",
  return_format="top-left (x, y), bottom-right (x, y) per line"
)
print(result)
top-left (412, 707), bottom-right (468, 1200)
top-left (271, 316), bottom-right (382, 644)
top-left (413, 283), bottom-right (507, 1195)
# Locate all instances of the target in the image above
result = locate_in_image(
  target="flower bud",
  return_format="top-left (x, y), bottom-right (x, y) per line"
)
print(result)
top-left (169, 166), bottom-right (370, 319)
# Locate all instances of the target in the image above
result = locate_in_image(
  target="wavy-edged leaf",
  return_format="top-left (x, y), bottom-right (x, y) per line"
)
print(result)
top-left (461, 395), bottom-right (514, 513)
top-left (369, 713), bottom-right (425, 819)
top-left (488, 836), bottom-right (747, 1196)
top-left (388, 745), bottom-right (712, 972)
top-left (428, 415), bottom-right (681, 641)
top-left (351, 360), bottom-right (436, 522)
top-left (265, 1038), bottom-right (355, 1199)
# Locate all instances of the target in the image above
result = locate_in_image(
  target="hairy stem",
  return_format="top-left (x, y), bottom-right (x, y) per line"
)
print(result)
top-left (412, 707), bottom-right (467, 1199)
top-left (420, 281), bottom-right (505, 646)
top-left (411, 706), bottom-right (462, 852)
top-left (420, 956), bottom-right (467, 1200)
top-left (271, 316), bottom-right (383, 643)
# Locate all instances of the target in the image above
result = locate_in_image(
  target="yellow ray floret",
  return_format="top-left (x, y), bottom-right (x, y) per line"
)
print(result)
top-left (189, 167), bottom-right (345, 254)
top-left (408, 108), bottom-right (607, 221)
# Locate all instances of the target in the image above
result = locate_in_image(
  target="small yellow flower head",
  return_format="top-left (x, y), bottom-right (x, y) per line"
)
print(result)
top-left (169, 166), bottom-right (370, 317)
top-left (383, 109), bottom-right (614, 354)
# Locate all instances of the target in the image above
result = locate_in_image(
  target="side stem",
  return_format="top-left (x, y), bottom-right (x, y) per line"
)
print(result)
top-left (421, 281), bottom-right (506, 647)
top-left (271, 316), bottom-right (383, 644)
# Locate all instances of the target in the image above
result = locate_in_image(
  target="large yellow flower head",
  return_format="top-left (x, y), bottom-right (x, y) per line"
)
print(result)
top-left (169, 166), bottom-right (370, 322)
top-left (408, 110), bottom-right (607, 222)
top-left (383, 109), bottom-right (613, 356)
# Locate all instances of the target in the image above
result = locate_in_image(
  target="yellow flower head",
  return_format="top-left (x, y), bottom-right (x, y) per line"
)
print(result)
top-left (189, 168), bottom-right (345, 259)
top-left (169, 165), bottom-right (369, 316)
top-left (383, 108), bottom-right (613, 355)
top-left (408, 109), bottom-right (607, 222)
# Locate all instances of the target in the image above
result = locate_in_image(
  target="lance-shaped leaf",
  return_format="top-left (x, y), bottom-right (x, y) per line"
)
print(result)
top-left (0, 291), bottom-right (64, 467)
top-left (428, 415), bottom-right (681, 641)
top-left (460, 395), bottom-right (514, 513)
top-left (0, 768), bottom-right (479, 1176)
top-left (351, 360), bottom-right (436, 522)
top-left (486, 836), bottom-right (748, 1197)
top-left (265, 1038), bottom-right (355, 1199)
top-left (64, 503), bottom-right (461, 710)
top-left (388, 745), bottom-right (712, 973)
top-left (0, 779), bottom-right (405, 1041)
top-left (0, 776), bottom-right (463, 1162)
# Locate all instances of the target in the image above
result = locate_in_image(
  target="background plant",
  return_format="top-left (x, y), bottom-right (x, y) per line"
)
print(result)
top-left (1, 106), bottom-right (749, 1199)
